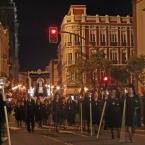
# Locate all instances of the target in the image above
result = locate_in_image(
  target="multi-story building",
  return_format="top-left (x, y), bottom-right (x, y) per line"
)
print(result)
top-left (60, 5), bottom-right (134, 95)
top-left (0, 22), bottom-right (10, 77)
top-left (48, 59), bottom-right (61, 94)
top-left (135, 0), bottom-right (145, 56)
top-left (133, 0), bottom-right (145, 93)
top-left (0, 0), bottom-right (19, 79)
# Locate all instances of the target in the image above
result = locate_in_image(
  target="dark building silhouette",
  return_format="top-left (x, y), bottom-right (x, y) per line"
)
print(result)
top-left (0, 0), bottom-right (19, 79)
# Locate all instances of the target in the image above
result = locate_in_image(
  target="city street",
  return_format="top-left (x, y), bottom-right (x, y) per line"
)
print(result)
top-left (1, 0), bottom-right (145, 145)
top-left (3, 125), bottom-right (145, 145)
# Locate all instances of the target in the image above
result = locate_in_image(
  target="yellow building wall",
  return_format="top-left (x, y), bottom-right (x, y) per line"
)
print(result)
top-left (136, 0), bottom-right (145, 55)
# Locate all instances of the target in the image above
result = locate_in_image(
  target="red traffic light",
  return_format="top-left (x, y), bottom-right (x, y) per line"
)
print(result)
top-left (49, 26), bottom-right (58, 43)
top-left (103, 76), bottom-right (108, 81)
top-left (50, 29), bottom-right (57, 34)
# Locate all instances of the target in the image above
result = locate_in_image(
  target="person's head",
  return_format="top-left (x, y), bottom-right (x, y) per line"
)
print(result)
top-left (111, 90), bottom-right (116, 98)
top-left (127, 84), bottom-right (135, 97)
top-left (54, 93), bottom-right (60, 100)
top-left (36, 98), bottom-right (41, 104)
top-left (93, 91), bottom-right (99, 101)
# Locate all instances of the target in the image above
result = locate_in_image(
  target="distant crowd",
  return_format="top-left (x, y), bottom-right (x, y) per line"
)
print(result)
top-left (1, 84), bottom-right (145, 144)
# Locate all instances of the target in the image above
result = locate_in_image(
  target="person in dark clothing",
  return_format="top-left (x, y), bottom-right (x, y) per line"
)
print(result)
top-left (141, 90), bottom-right (145, 128)
top-left (125, 85), bottom-right (141, 143)
top-left (60, 98), bottom-right (67, 128)
top-left (42, 99), bottom-right (51, 125)
top-left (92, 91), bottom-right (103, 135)
top-left (52, 93), bottom-right (63, 132)
top-left (82, 91), bottom-right (92, 133)
top-left (14, 101), bottom-right (25, 127)
top-left (24, 96), bottom-right (36, 133)
top-left (0, 93), bottom-right (5, 145)
top-left (106, 89), bottom-right (121, 139)
top-left (35, 99), bottom-right (43, 128)
top-left (66, 97), bottom-right (76, 126)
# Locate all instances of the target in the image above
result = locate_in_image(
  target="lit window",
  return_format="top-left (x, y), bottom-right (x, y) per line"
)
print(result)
top-left (122, 49), bottom-right (127, 64)
top-left (121, 27), bottom-right (127, 46)
top-left (110, 30), bottom-right (118, 46)
top-left (109, 49), bottom-right (118, 64)
top-left (68, 53), bottom-right (72, 64)
top-left (90, 30), bottom-right (96, 42)
top-left (100, 30), bottom-right (106, 46)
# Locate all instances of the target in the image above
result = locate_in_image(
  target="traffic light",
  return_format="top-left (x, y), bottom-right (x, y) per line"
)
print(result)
top-left (49, 26), bottom-right (58, 43)
top-left (103, 76), bottom-right (108, 81)
top-left (103, 76), bottom-right (108, 87)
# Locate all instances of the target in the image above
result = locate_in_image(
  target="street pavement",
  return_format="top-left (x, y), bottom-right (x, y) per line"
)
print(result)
top-left (2, 125), bottom-right (145, 145)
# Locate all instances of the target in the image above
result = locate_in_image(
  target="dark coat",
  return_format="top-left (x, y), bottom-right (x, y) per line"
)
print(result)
top-left (35, 104), bottom-right (43, 122)
top-left (92, 99), bottom-right (103, 125)
top-left (52, 98), bottom-right (63, 123)
top-left (66, 100), bottom-right (76, 125)
top-left (142, 95), bottom-right (145, 125)
top-left (105, 97), bottom-right (121, 128)
top-left (61, 102), bottom-right (67, 121)
top-left (14, 105), bottom-right (25, 121)
top-left (82, 96), bottom-right (91, 121)
top-left (0, 96), bottom-right (5, 145)
top-left (126, 95), bottom-right (141, 127)
top-left (0, 98), bottom-right (5, 123)
top-left (24, 99), bottom-right (36, 122)
top-left (42, 103), bottom-right (51, 120)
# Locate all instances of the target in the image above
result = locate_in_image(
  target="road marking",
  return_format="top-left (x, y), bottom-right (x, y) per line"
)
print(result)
top-left (9, 127), bottom-right (21, 130)
top-left (71, 132), bottom-right (89, 138)
top-left (135, 134), bottom-right (145, 137)
top-left (43, 135), bottom-right (74, 145)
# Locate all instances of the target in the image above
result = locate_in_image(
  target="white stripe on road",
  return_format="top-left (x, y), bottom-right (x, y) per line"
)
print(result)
top-left (135, 134), bottom-right (145, 137)
top-left (43, 135), bottom-right (74, 145)
top-left (71, 132), bottom-right (89, 138)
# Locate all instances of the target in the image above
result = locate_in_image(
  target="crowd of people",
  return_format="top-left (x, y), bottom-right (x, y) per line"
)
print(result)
top-left (0, 85), bottom-right (145, 144)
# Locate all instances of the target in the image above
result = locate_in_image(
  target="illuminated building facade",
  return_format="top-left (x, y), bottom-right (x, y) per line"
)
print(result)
top-left (0, 23), bottom-right (9, 77)
top-left (0, 0), bottom-right (19, 79)
top-left (59, 5), bottom-right (134, 95)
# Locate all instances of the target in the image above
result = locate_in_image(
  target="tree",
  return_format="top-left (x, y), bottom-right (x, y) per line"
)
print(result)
top-left (86, 50), bottom-right (112, 89)
top-left (67, 50), bottom-right (112, 94)
top-left (67, 53), bottom-right (88, 95)
top-left (110, 67), bottom-right (130, 84)
top-left (126, 55), bottom-right (145, 86)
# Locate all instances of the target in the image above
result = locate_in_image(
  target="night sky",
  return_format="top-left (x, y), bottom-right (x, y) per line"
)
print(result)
top-left (14, 0), bottom-right (132, 71)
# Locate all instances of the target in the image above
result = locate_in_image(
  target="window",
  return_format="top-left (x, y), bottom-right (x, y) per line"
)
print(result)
top-left (122, 49), bottom-right (127, 64)
top-left (130, 30), bottom-right (134, 46)
top-left (100, 30), bottom-right (106, 46)
top-left (121, 28), bottom-right (127, 46)
top-left (74, 31), bottom-right (80, 45)
top-left (90, 30), bottom-right (96, 43)
top-left (130, 48), bottom-right (134, 57)
top-left (68, 53), bottom-right (72, 64)
top-left (110, 30), bottom-right (118, 46)
top-left (75, 52), bottom-right (80, 63)
top-left (109, 49), bottom-right (118, 64)
top-left (67, 34), bottom-right (72, 45)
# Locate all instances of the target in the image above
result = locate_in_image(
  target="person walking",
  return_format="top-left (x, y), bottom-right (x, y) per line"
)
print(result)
top-left (0, 93), bottom-right (5, 145)
top-left (52, 93), bottom-right (63, 132)
top-left (24, 96), bottom-right (36, 133)
top-left (106, 89), bottom-right (121, 139)
top-left (35, 99), bottom-right (43, 128)
top-left (125, 85), bottom-right (141, 143)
